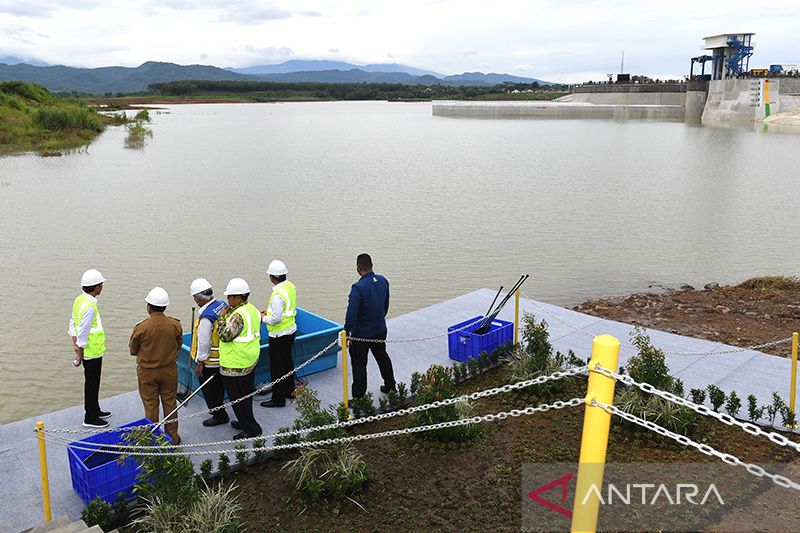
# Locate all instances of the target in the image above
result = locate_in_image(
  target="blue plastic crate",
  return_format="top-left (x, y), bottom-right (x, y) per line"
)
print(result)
top-left (67, 418), bottom-right (171, 504)
top-left (448, 316), bottom-right (513, 362)
top-left (178, 307), bottom-right (342, 396)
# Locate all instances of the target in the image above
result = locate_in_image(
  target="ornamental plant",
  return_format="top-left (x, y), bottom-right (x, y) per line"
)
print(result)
top-left (199, 459), bottom-right (214, 481)
top-left (626, 329), bottom-right (673, 392)
top-left (690, 389), bottom-right (707, 405)
top-left (252, 437), bottom-right (267, 463)
top-left (781, 405), bottom-right (798, 428)
top-left (234, 442), bottom-right (249, 471)
top-left (409, 364), bottom-right (478, 442)
top-left (218, 453), bottom-right (231, 478)
top-left (397, 382), bottom-right (408, 403)
top-left (725, 391), bottom-right (742, 418)
top-left (747, 394), bottom-right (764, 423)
top-left (410, 371), bottom-right (422, 393)
top-left (766, 392), bottom-right (785, 427)
top-left (81, 496), bottom-right (113, 531)
top-left (706, 384), bottom-right (726, 412)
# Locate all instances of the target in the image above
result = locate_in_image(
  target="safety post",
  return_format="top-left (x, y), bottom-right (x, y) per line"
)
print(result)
top-left (340, 330), bottom-right (349, 413)
top-left (514, 289), bottom-right (520, 345)
top-left (571, 334), bottom-right (620, 533)
top-left (36, 421), bottom-right (52, 523)
top-left (790, 332), bottom-right (798, 426)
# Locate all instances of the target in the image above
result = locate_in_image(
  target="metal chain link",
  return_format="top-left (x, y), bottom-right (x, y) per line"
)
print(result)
top-left (45, 338), bottom-right (341, 435)
top-left (592, 364), bottom-right (800, 453)
top-left (38, 398), bottom-right (585, 457)
top-left (523, 293), bottom-right (791, 356)
top-left (41, 366), bottom-right (589, 449)
top-left (347, 315), bottom-right (486, 343)
top-left (593, 400), bottom-right (800, 491)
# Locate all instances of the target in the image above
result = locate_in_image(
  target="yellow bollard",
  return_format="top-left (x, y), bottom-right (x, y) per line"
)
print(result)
top-left (571, 334), bottom-right (620, 533)
top-left (514, 289), bottom-right (520, 345)
top-left (340, 330), bottom-right (349, 413)
top-left (790, 332), bottom-right (798, 426)
top-left (36, 421), bottom-right (52, 523)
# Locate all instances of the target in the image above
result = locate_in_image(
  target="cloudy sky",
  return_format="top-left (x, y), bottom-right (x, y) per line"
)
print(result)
top-left (0, 0), bottom-right (797, 82)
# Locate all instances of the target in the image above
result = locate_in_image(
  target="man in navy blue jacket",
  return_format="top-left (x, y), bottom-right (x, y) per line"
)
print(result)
top-left (344, 253), bottom-right (396, 398)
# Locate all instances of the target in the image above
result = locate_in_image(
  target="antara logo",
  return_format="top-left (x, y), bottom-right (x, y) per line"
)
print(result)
top-left (527, 473), bottom-right (574, 518)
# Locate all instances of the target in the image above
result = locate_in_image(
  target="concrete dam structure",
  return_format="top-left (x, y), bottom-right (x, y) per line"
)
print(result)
top-left (432, 79), bottom-right (800, 125)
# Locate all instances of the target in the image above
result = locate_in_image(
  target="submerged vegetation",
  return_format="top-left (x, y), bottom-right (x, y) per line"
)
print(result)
top-left (0, 81), bottom-right (123, 155)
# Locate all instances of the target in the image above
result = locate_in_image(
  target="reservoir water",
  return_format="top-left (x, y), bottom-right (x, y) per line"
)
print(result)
top-left (1, 101), bottom-right (798, 423)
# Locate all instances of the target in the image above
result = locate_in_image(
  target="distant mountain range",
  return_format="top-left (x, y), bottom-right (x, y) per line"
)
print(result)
top-left (0, 59), bottom-right (554, 94)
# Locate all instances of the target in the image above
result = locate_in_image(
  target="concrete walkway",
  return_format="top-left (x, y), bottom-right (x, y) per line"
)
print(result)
top-left (2, 289), bottom-right (796, 532)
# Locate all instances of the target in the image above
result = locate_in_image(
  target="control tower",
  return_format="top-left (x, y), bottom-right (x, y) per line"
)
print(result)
top-left (701, 33), bottom-right (755, 79)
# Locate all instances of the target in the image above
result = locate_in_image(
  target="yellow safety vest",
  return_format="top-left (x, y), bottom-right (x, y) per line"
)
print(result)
top-left (190, 316), bottom-right (221, 367)
top-left (72, 293), bottom-right (105, 359)
top-left (266, 281), bottom-right (297, 336)
top-left (219, 303), bottom-right (261, 369)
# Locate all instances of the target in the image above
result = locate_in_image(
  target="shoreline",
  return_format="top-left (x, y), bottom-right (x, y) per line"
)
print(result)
top-left (574, 276), bottom-right (800, 357)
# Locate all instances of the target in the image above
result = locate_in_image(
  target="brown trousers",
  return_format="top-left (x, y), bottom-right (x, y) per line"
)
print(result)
top-left (137, 365), bottom-right (179, 442)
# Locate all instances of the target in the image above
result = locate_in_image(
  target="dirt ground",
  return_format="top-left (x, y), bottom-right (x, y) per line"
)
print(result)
top-left (574, 276), bottom-right (800, 357)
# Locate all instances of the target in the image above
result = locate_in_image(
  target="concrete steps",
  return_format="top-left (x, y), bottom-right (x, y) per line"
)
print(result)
top-left (24, 515), bottom-right (114, 533)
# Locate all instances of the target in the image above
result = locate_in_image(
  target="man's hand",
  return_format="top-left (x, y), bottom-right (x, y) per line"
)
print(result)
top-left (195, 362), bottom-right (204, 378)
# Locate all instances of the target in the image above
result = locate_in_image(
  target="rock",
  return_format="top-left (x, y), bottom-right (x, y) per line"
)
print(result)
top-left (681, 284), bottom-right (695, 291)
top-left (716, 305), bottom-right (731, 314)
top-left (764, 314), bottom-right (771, 319)
top-left (704, 282), bottom-right (720, 291)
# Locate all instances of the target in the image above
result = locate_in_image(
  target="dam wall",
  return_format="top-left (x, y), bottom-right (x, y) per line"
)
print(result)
top-left (431, 101), bottom-right (685, 121)
top-left (702, 78), bottom-right (800, 124)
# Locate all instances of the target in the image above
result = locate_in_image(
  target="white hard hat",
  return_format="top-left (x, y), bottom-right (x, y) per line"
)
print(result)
top-left (190, 278), bottom-right (212, 295)
top-left (145, 287), bottom-right (170, 307)
top-left (223, 278), bottom-right (251, 296)
top-left (267, 260), bottom-right (288, 276)
top-left (81, 269), bottom-right (106, 286)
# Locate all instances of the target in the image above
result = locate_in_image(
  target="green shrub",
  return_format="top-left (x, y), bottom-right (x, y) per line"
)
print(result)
top-left (673, 378), bottom-right (685, 398)
top-left (252, 437), bottom-right (267, 463)
top-left (409, 365), bottom-right (478, 442)
top-left (218, 453), bottom-right (231, 477)
top-left (199, 459), bottom-right (214, 481)
top-left (478, 351), bottom-right (491, 370)
top-left (781, 405), bottom-right (798, 428)
top-left (397, 382), bottom-right (408, 403)
top-left (766, 392), bottom-right (785, 427)
top-left (626, 329), bottom-right (673, 392)
top-left (234, 442), bottom-right (249, 471)
top-left (747, 394), bottom-right (764, 423)
top-left (274, 426), bottom-right (301, 459)
top-left (690, 388), bottom-right (706, 405)
top-left (615, 388), bottom-right (695, 435)
top-left (132, 480), bottom-right (242, 533)
top-left (725, 391), bottom-right (742, 418)
top-left (292, 387), bottom-right (344, 442)
top-left (410, 371), bottom-right (422, 393)
top-left (707, 384), bottom-right (726, 412)
top-left (81, 496), bottom-right (114, 531)
top-left (386, 389), bottom-right (400, 409)
top-left (123, 427), bottom-right (198, 507)
top-left (134, 108), bottom-right (151, 121)
top-left (379, 396), bottom-right (389, 413)
top-left (283, 443), bottom-right (369, 499)
top-left (113, 492), bottom-right (130, 527)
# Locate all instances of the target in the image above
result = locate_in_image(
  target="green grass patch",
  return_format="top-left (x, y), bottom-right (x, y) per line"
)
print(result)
top-left (0, 81), bottom-right (111, 155)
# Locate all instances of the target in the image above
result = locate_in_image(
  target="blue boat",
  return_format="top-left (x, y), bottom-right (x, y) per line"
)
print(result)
top-left (177, 308), bottom-right (343, 396)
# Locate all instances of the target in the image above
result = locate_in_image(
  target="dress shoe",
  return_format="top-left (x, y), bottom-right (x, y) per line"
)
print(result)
top-left (380, 384), bottom-right (397, 394)
top-left (260, 399), bottom-right (286, 408)
top-left (231, 420), bottom-right (244, 430)
top-left (233, 430), bottom-right (261, 441)
top-left (202, 416), bottom-right (230, 427)
top-left (98, 411), bottom-right (112, 419)
top-left (82, 418), bottom-right (109, 428)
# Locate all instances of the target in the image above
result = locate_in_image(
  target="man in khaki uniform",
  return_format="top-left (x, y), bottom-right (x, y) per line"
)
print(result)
top-left (129, 287), bottom-right (183, 444)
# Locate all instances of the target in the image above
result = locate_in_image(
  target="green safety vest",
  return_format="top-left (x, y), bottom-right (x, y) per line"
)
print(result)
top-left (266, 281), bottom-right (297, 335)
top-left (219, 303), bottom-right (261, 369)
top-left (72, 293), bottom-right (105, 359)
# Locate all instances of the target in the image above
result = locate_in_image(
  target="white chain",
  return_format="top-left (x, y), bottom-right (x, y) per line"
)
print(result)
top-left (45, 338), bottom-right (341, 435)
top-left (593, 400), bottom-right (800, 491)
top-left (38, 398), bottom-right (585, 457)
top-left (524, 293), bottom-right (791, 356)
top-left (592, 364), bottom-right (800, 453)
top-left (41, 366), bottom-right (589, 449)
top-left (347, 315), bottom-right (486, 343)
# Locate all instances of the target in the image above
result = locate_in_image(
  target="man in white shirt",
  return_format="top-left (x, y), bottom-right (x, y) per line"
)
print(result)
top-left (189, 278), bottom-right (230, 427)
top-left (260, 260), bottom-right (298, 408)
top-left (68, 269), bottom-right (112, 428)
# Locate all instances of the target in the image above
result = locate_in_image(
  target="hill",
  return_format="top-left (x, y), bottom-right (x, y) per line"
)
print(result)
top-left (0, 61), bottom-right (553, 94)
top-left (231, 60), bottom-right (442, 77)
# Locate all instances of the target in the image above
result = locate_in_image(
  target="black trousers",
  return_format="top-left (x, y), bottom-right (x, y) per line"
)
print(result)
top-left (269, 333), bottom-right (296, 402)
top-left (350, 330), bottom-right (395, 398)
top-left (222, 371), bottom-right (262, 436)
top-left (201, 366), bottom-right (229, 421)
top-left (83, 357), bottom-right (102, 421)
